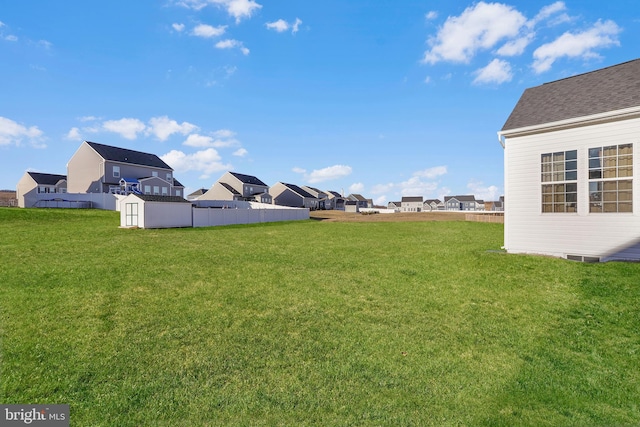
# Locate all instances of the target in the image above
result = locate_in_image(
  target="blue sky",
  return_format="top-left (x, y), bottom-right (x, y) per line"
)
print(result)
top-left (1, 1), bottom-right (638, 204)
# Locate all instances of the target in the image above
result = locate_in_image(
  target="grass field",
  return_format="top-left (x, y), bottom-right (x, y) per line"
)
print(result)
top-left (1, 208), bottom-right (639, 426)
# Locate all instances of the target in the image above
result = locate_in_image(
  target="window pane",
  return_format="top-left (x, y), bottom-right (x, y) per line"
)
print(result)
top-left (603, 202), bottom-right (617, 212)
top-left (603, 146), bottom-right (617, 156)
top-left (619, 144), bottom-right (632, 155)
top-left (542, 173), bottom-right (552, 182)
top-left (542, 163), bottom-right (552, 173)
top-left (619, 202), bottom-right (633, 212)
top-left (590, 203), bottom-right (603, 213)
top-left (618, 180), bottom-right (633, 190)
top-left (554, 203), bottom-right (565, 212)
top-left (603, 192), bottom-right (617, 202)
top-left (565, 171), bottom-right (577, 181)
top-left (553, 162), bottom-right (564, 172)
top-left (619, 191), bottom-right (632, 202)
top-left (542, 204), bottom-right (553, 213)
top-left (542, 194), bottom-right (553, 203)
top-left (589, 170), bottom-right (602, 179)
top-left (566, 160), bottom-right (577, 171)
top-left (566, 192), bottom-right (577, 203)
top-left (603, 168), bottom-right (617, 178)
top-left (541, 153), bottom-right (552, 163)
top-left (553, 172), bottom-right (564, 181)
top-left (554, 193), bottom-right (565, 202)
top-left (589, 148), bottom-right (601, 158)
top-left (566, 150), bottom-right (577, 160)
top-left (553, 152), bottom-right (565, 161)
top-left (619, 155), bottom-right (632, 166)
top-left (542, 184), bottom-right (553, 193)
top-left (603, 157), bottom-right (617, 168)
top-left (566, 204), bottom-right (577, 213)
top-left (566, 183), bottom-right (577, 192)
top-left (619, 167), bottom-right (632, 177)
top-left (589, 181), bottom-right (602, 192)
top-left (603, 181), bottom-right (617, 191)
top-left (589, 158), bottom-right (601, 168)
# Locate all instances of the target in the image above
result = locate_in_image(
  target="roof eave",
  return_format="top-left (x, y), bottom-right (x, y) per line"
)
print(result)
top-left (498, 105), bottom-right (640, 140)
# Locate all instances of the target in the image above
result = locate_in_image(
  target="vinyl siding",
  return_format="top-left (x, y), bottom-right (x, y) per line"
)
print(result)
top-left (504, 117), bottom-right (640, 261)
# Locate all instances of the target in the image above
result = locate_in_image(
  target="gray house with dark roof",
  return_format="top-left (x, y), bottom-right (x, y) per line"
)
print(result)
top-left (444, 195), bottom-right (478, 211)
top-left (270, 182), bottom-right (318, 209)
top-left (67, 141), bottom-right (184, 197)
top-left (401, 196), bottom-right (423, 212)
top-left (200, 171), bottom-right (272, 204)
top-left (16, 172), bottom-right (67, 208)
top-left (498, 58), bottom-right (640, 261)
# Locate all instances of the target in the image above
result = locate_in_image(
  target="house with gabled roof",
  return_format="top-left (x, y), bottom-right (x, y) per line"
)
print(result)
top-left (347, 193), bottom-right (372, 209)
top-left (270, 182), bottom-right (318, 209)
top-left (326, 191), bottom-right (346, 210)
top-left (66, 141), bottom-right (184, 197)
top-left (187, 188), bottom-right (209, 201)
top-left (302, 186), bottom-right (331, 209)
top-left (16, 172), bottom-right (67, 208)
top-left (401, 196), bottom-right (423, 212)
top-left (498, 58), bottom-right (640, 261)
top-left (200, 171), bottom-right (272, 204)
top-left (388, 201), bottom-right (402, 210)
top-left (423, 199), bottom-right (441, 211)
top-left (444, 195), bottom-right (479, 211)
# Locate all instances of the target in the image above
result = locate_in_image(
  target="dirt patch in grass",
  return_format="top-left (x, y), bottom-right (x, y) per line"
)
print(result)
top-left (309, 210), bottom-right (467, 222)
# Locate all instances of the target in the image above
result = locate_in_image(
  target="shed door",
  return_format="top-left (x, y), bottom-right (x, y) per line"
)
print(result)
top-left (125, 202), bottom-right (139, 227)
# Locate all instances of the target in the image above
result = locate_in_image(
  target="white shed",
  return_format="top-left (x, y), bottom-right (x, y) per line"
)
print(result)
top-left (498, 59), bottom-right (640, 262)
top-left (120, 194), bottom-right (193, 229)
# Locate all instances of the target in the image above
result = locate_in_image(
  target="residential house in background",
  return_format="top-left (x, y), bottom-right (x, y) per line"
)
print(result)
top-left (348, 194), bottom-right (372, 209)
top-left (270, 182), bottom-right (319, 209)
top-left (423, 199), bottom-right (441, 211)
top-left (326, 191), bottom-right (346, 210)
top-left (401, 196), bottom-right (423, 212)
top-left (67, 141), bottom-right (184, 197)
top-left (498, 58), bottom-right (640, 261)
top-left (302, 186), bottom-right (331, 209)
top-left (388, 201), bottom-right (402, 210)
top-left (200, 171), bottom-right (272, 204)
top-left (444, 195), bottom-right (479, 211)
top-left (16, 172), bottom-right (67, 208)
top-left (187, 188), bottom-right (208, 201)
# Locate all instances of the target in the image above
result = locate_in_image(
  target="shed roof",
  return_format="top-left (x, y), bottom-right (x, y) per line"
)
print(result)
top-left (502, 59), bottom-right (640, 131)
top-left (86, 141), bottom-right (173, 170)
top-left (132, 195), bottom-right (190, 203)
top-left (28, 172), bottom-right (67, 185)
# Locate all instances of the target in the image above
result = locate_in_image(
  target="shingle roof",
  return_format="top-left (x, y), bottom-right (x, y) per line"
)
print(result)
top-left (220, 182), bottom-right (241, 195)
top-left (86, 141), bottom-right (172, 170)
top-left (28, 172), bottom-right (67, 185)
top-left (229, 172), bottom-right (267, 186)
top-left (502, 59), bottom-right (640, 131)
top-left (134, 195), bottom-right (190, 203)
top-left (402, 196), bottom-right (423, 202)
top-left (281, 183), bottom-right (316, 198)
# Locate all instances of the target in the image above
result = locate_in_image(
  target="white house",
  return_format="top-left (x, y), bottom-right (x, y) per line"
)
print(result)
top-left (498, 58), bottom-right (640, 262)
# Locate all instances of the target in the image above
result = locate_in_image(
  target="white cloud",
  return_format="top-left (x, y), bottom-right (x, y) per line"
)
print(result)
top-left (266, 17), bottom-right (302, 34)
top-left (414, 166), bottom-right (447, 179)
top-left (215, 39), bottom-right (249, 55)
top-left (183, 130), bottom-right (239, 148)
top-left (66, 127), bottom-right (82, 141)
top-left (374, 195), bottom-right (387, 206)
top-left (532, 20), bottom-right (621, 73)
top-left (0, 116), bottom-right (44, 147)
top-left (496, 34), bottom-right (534, 56)
top-left (102, 118), bottom-right (146, 140)
top-left (467, 180), bottom-right (501, 201)
top-left (399, 176), bottom-right (440, 196)
top-left (306, 165), bottom-right (353, 184)
top-left (423, 2), bottom-right (526, 64)
top-left (173, 23), bottom-right (185, 32)
top-left (233, 148), bottom-right (248, 157)
top-left (473, 58), bottom-right (513, 84)
top-left (529, 1), bottom-right (567, 28)
top-left (192, 24), bottom-right (226, 38)
top-left (147, 116), bottom-right (198, 141)
top-left (370, 183), bottom-right (395, 195)
top-left (265, 19), bottom-right (288, 32)
top-left (177, 0), bottom-right (262, 23)
top-left (79, 116), bottom-right (99, 122)
top-left (425, 11), bottom-right (438, 21)
top-left (292, 18), bottom-right (302, 34)
top-left (349, 182), bottom-right (364, 193)
top-left (292, 167), bottom-right (306, 174)
top-left (161, 148), bottom-right (232, 178)
top-left (5, 34), bottom-right (17, 42)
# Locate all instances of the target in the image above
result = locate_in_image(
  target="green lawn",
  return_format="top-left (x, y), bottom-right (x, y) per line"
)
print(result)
top-left (1, 208), bottom-right (639, 426)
